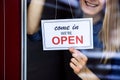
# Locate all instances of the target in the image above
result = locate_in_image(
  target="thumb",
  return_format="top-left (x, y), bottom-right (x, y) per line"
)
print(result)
top-left (69, 47), bottom-right (79, 54)
top-left (69, 47), bottom-right (75, 54)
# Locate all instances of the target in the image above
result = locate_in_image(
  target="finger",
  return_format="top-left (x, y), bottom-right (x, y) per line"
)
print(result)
top-left (69, 47), bottom-right (80, 54)
top-left (70, 62), bottom-right (81, 74)
top-left (71, 58), bottom-right (85, 70)
top-left (72, 51), bottom-right (88, 62)
top-left (78, 53), bottom-right (88, 62)
top-left (69, 47), bottom-right (88, 65)
top-left (72, 53), bottom-right (88, 67)
top-left (72, 56), bottom-right (86, 68)
top-left (69, 48), bottom-right (81, 62)
top-left (71, 58), bottom-right (79, 66)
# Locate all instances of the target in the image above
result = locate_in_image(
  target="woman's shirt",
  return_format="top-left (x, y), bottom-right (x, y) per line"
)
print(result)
top-left (28, 29), bottom-right (42, 41)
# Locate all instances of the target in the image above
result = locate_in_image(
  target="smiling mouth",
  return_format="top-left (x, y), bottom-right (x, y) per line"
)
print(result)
top-left (85, 0), bottom-right (98, 7)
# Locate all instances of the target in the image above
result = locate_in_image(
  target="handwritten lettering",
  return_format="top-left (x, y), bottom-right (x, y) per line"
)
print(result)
top-left (72, 24), bottom-right (79, 30)
top-left (54, 26), bottom-right (70, 31)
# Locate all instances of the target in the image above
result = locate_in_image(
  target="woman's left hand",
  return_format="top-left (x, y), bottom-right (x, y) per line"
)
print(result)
top-left (69, 47), bottom-right (100, 80)
top-left (69, 47), bottom-right (88, 74)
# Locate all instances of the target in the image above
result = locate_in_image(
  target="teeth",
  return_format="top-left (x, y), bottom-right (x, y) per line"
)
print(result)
top-left (85, 1), bottom-right (97, 7)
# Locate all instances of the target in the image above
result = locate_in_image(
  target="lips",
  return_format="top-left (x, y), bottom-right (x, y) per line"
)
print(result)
top-left (85, 0), bottom-right (98, 7)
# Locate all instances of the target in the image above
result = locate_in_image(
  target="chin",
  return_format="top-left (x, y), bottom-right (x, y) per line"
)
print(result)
top-left (84, 11), bottom-right (97, 17)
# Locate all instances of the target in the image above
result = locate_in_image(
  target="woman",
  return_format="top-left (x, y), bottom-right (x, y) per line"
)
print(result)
top-left (69, 0), bottom-right (120, 80)
top-left (27, 0), bottom-right (120, 80)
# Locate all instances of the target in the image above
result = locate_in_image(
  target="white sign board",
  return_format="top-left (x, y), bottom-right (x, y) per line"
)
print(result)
top-left (41, 18), bottom-right (93, 50)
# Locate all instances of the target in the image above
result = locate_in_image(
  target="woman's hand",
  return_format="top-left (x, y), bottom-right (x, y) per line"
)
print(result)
top-left (69, 47), bottom-right (100, 80)
top-left (69, 47), bottom-right (88, 74)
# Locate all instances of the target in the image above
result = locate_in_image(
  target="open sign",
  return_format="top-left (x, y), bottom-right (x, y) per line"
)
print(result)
top-left (52, 35), bottom-right (83, 45)
top-left (41, 18), bottom-right (93, 50)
